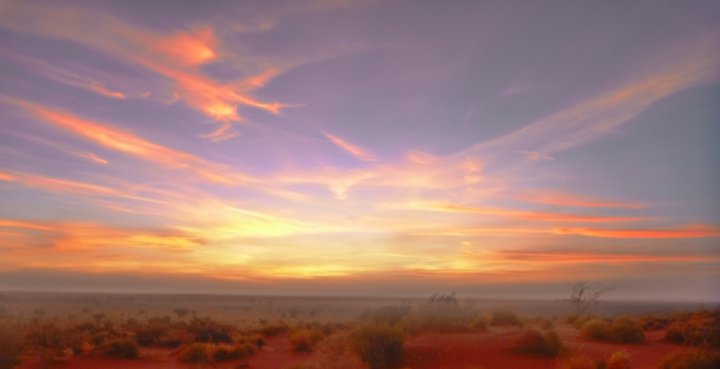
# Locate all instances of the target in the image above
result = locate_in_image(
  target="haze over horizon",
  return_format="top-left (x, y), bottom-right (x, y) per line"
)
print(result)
top-left (0, 0), bottom-right (718, 302)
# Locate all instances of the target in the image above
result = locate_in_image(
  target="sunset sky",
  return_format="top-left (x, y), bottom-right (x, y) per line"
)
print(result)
top-left (0, 0), bottom-right (718, 301)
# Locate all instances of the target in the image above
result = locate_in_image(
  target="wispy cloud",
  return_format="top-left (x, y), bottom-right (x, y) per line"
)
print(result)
top-left (11, 99), bottom-right (251, 185)
top-left (514, 190), bottom-right (645, 209)
top-left (466, 40), bottom-right (719, 158)
top-left (0, 1), bottom-right (284, 136)
top-left (0, 169), bottom-right (160, 204)
top-left (322, 132), bottom-right (377, 162)
top-left (88, 81), bottom-right (126, 99)
top-left (387, 201), bottom-right (644, 223)
top-left (8, 133), bottom-right (110, 165)
top-left (553, 225), bottom-right (720, 239)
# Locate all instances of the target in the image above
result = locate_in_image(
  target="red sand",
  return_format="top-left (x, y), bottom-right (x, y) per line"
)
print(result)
top-left (16, 326), bottom-right (688, 369)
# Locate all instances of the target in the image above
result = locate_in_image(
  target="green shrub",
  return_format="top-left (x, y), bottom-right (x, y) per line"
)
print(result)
top-left (606, 350), bottom-right (631, 369)
top-left (513, 329), bottom-right (564, 357)
top-left (489, 310), bottom-right (522, 326)
top-left (658, 350), bottom-right (720, 369)
top-left (180, 342), bottom-right (210, 363)
top-left (351, 324), bottom-right (404, 369)
top-left (103, 337), bottom-right (140, 359)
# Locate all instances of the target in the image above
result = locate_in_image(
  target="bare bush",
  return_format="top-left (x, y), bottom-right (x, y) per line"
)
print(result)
top-left (351, 324), bottom-right (404, 369)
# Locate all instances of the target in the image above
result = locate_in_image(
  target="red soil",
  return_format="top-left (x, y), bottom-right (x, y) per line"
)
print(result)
top-left (405, 329), bottom-right (558, 369)
top-left (16, 326), bottom-right (688, 369)
top-left (405, 326), bottom-right (687, 369)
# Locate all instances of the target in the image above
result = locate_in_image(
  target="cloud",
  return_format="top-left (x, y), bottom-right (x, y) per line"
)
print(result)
top-left (78, 152), bottom-right (109, 165)
top-left (494, 250), bottom-right (720, 264)
top-left (514, 190), bottom-right (645, 209)
top-left (8, 133), bottom-right (110, 165)
top-left (88, 81), bottom-right (126, 99)
top-left (322, 132), bottom-right (377, 162)
top-left (157, 26), bottom-right (218, 67)
top-left (553, 225), bottom-right (720, 239)
top-left (11, 99), bottom-right (252, 185)
top-left (388, 201), bottom-right (644, 223)
top-left (0, 1), bottom-right (284, 135)
top-left (0, 169), bottom-right (160, 204)
top-left (519, 150), bottom-right (553, 161)
top-left (465, 39), bottom-right (719, 158)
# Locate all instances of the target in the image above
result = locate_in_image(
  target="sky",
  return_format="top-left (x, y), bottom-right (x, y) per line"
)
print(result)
top-left (0, 0), bottom-right (718, 301)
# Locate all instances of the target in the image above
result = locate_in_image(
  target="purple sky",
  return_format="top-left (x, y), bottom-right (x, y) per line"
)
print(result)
top-left (0, 0), bottom-right (718, 301)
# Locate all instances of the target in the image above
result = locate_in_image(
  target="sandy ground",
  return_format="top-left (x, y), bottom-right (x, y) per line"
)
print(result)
top-left (16, 325), bottom-right (687, 369)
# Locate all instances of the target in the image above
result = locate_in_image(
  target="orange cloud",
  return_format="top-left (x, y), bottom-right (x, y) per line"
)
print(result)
top-left (405, 150), bottom-right (437, 164)
top-left (553, 225), bottom-right (720, 239)
top-left (0, 219), bottom-right (53, 231)
top-left (88, 81), bottom-right (126, 99)
top-left (157, 27), bottom-right (218, 66)
top-left (390, 201), bottom-right (642, 223)
top-left (495, 250), bottom-right (720, 264)
top-left (0, 170), bottom-right (162, 205)
top-left (0, 2), bottom-right (284, 130)
top-left (78, 151), bottom-right (109, 164)
top-left (515, 190), bottom-right (644, 209)
top-left (0, 171), bottom-right (16, 181)
top-left (323, 132), bottom-right (377, 162)
top-left (14, 99), bottom-right (249, 185)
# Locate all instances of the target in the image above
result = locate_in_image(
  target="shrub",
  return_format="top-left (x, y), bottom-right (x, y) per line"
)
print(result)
top-left (665, 322), bottom-right (688, 344)
top-left (103, 337), bottom-right (140, 359)
top-left (135, 326), bottom-right (166, 347)
top-left (489, 310), bottom-right (522, 326)
top-left (514, 329), bottom-right (564, 357)
top-left (188, 316), bottom-right (233, 343)
top-left (260, 321), bottom-right (289, 337)
top-left (569, 315), bottom-right (593, 330)
top-left (212, 342), bottom-right (256, 361)
top-left (234, 342), bottom-right (257, 359)
top-left (180, 342), bottom-right (210, 363)
top-left (0, 321), bottom-right (23, 369)
top-left (469, 316), bottom-right (488, 331)
top-left (610, 317), bottom-right (644, 344)
top-left (658, 350), bottom-right (720, 369)
top-left (351, 324), bottom-right (404, 369)
top-left (606, 350), bottom-right (631, 369)
top-left (664, 313), bottom-right (720, 348)
top-left (557, 353), bottom-right (596, 369)
top-left (515, 329), bottom-right (565, 357)
top-left (289, 328), bottom-right (323, 352)
top-left (581, 319), bottom-right (612, 341)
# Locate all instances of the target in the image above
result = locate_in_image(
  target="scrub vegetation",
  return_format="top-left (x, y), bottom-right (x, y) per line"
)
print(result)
top-left (0, 292), bottom-right (717, 369)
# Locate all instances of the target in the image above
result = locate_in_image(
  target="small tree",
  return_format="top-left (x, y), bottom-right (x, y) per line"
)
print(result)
top-left (570, 282), bottom-right (612, 315)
